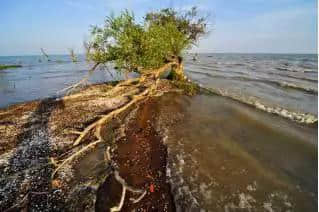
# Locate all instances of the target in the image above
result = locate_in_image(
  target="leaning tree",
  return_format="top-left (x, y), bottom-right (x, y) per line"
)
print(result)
top-left (57, 7), bottom-right (208, 147)
top-left (53, 10), bottom-right (207, 206)
top-left (85, 7), bottom-right (207, 80)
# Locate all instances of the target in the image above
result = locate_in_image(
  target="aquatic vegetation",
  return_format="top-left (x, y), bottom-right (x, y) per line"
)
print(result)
top-left (68, 48), bottom-right (77, 62)
top-left (172, 80), bottom-right (200, 95)
top-left (0, 64), bottom-right (22, 70)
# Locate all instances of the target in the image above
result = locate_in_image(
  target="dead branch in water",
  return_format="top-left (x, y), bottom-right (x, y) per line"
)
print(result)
top-left (57, 62), bottom-right (100, 94)
top-left (68, 48), bottom-right (77, 63)
top-left (40, 48), bottom-right (50, 61)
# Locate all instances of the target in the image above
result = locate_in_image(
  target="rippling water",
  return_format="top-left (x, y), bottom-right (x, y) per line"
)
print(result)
top-left (155, 93), bottom-right (317, 211)
top-left (1, 54), bottom-right (317, 122)
top-left (0, 55), bottom-right (123, 108)
top-left (185, 53), bottom-right (317, 122)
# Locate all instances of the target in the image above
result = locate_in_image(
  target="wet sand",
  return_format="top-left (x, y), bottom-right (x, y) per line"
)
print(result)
top-left (96, 98), bottom-right (175, 211)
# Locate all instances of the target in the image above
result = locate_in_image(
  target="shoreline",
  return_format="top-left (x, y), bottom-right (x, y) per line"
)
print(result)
top-left (199, 85), bottom-right (318, 125)
top-left (0, 78), bottom-right (182, 211)
top-left (1, 79), bottom-right (317, 125)
top-left (0, 78), bottom-right (317, 211)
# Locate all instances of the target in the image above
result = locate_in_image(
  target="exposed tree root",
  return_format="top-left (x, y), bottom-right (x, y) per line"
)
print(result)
top-left (111, 170), bottom-right (146, 211)
top-left (51, 139), bottom-right (102, 179)
top-left (72, 88), bottom-right (150, 146)
top-left (73, 121), bottom-right (99, 146)
top-left (49, 67), bottom-right (183, 211)
top-left (104, 146), bottom-right (111, 162)
top-left (50, 157), bottom-right (59, 167)
top-left (111, 183), bottom-right (126, 212)
top-left (114, 170), bottom-right (144, 194)
top-left (63, 129), bottom-right (83, 135)
top-left (52, 82), bottom-right (153, 182)
top-left (130, 190), bottom-right (147, 204)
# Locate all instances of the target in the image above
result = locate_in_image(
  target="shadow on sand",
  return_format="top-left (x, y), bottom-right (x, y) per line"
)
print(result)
top-left (0, 98), bottom-right (65, 211)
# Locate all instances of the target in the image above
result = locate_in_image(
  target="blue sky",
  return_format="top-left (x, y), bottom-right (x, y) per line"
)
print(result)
top-left (0, 0), bottom-right (317, 55)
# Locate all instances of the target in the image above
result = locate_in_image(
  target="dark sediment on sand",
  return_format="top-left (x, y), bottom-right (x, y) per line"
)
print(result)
top-left (95, 98), bottom-right (175, 211)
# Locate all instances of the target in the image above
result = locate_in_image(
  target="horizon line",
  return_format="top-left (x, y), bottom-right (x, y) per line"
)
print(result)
top-left (0, 52), bottom-right (317, 57)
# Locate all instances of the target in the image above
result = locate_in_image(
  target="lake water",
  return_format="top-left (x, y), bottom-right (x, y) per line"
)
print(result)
top-left (185, 54), bottom-right (317, 123)
top-left (0, 54), bottom-right (317, 121)
top-left (155, 93), bottom-right (317, 211)
top-left (0, 54), bottom-right (317, 211)
top-left (0, 55), bottom-right (125, 108)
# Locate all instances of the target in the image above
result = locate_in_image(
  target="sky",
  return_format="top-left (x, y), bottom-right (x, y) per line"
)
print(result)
top-left (0, 0), bottom-right (317, 56)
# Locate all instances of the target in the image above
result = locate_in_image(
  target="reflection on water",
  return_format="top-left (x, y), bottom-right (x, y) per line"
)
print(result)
top-left (156, 93), bottom-right (317, 211)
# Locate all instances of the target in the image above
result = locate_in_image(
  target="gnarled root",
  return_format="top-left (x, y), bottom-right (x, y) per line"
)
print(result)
top-left (51, 139), bottom-right (102, 179)
top-left (111, 171), bottom-right (146, 211)
top-left (52, 87), bottom-right (150, 179)
top-left (130, 190), bottom-right (147, 204)
top-left (72, 88), bottom-right (150, 146)
top-left (110, 184), bottom-right (126, 212)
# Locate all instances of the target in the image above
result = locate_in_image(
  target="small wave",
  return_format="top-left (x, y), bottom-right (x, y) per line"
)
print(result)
top-left (278, 82), bottom-right (317, 94)
top-left (303, 70), bottom-right (317, 73)
top-left (276, 67), bottom-right (317, 74)
top-left (300, 64), bottom-right (316, 69)
top-left (267, 72), bottom-right (317, 83)
top-left (187, 70), bottom-right (246, 81)
top-left (230, 63), bottom-right (246, 67)
top-left (199, 86), bottom-right (318, 124)
top-left (187, 70), bottom-right (218, 78)
top-left (188, 70), bottom-right (318, 95)
top-left (193, 66), bottom-right (248, 76)
top-left (276, 67), bottom-right (295, 72)
top-left (42, 74), bottom-right (77, 79)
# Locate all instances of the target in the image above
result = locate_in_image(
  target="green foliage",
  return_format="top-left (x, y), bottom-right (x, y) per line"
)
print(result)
top-left (86, 7), bottom-right (207, 73)
top-left (145, 7), bottom-right (206, 43)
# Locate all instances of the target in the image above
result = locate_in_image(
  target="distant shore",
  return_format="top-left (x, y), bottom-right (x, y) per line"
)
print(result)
top-left (0, 64), bottom-right (22, 70)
